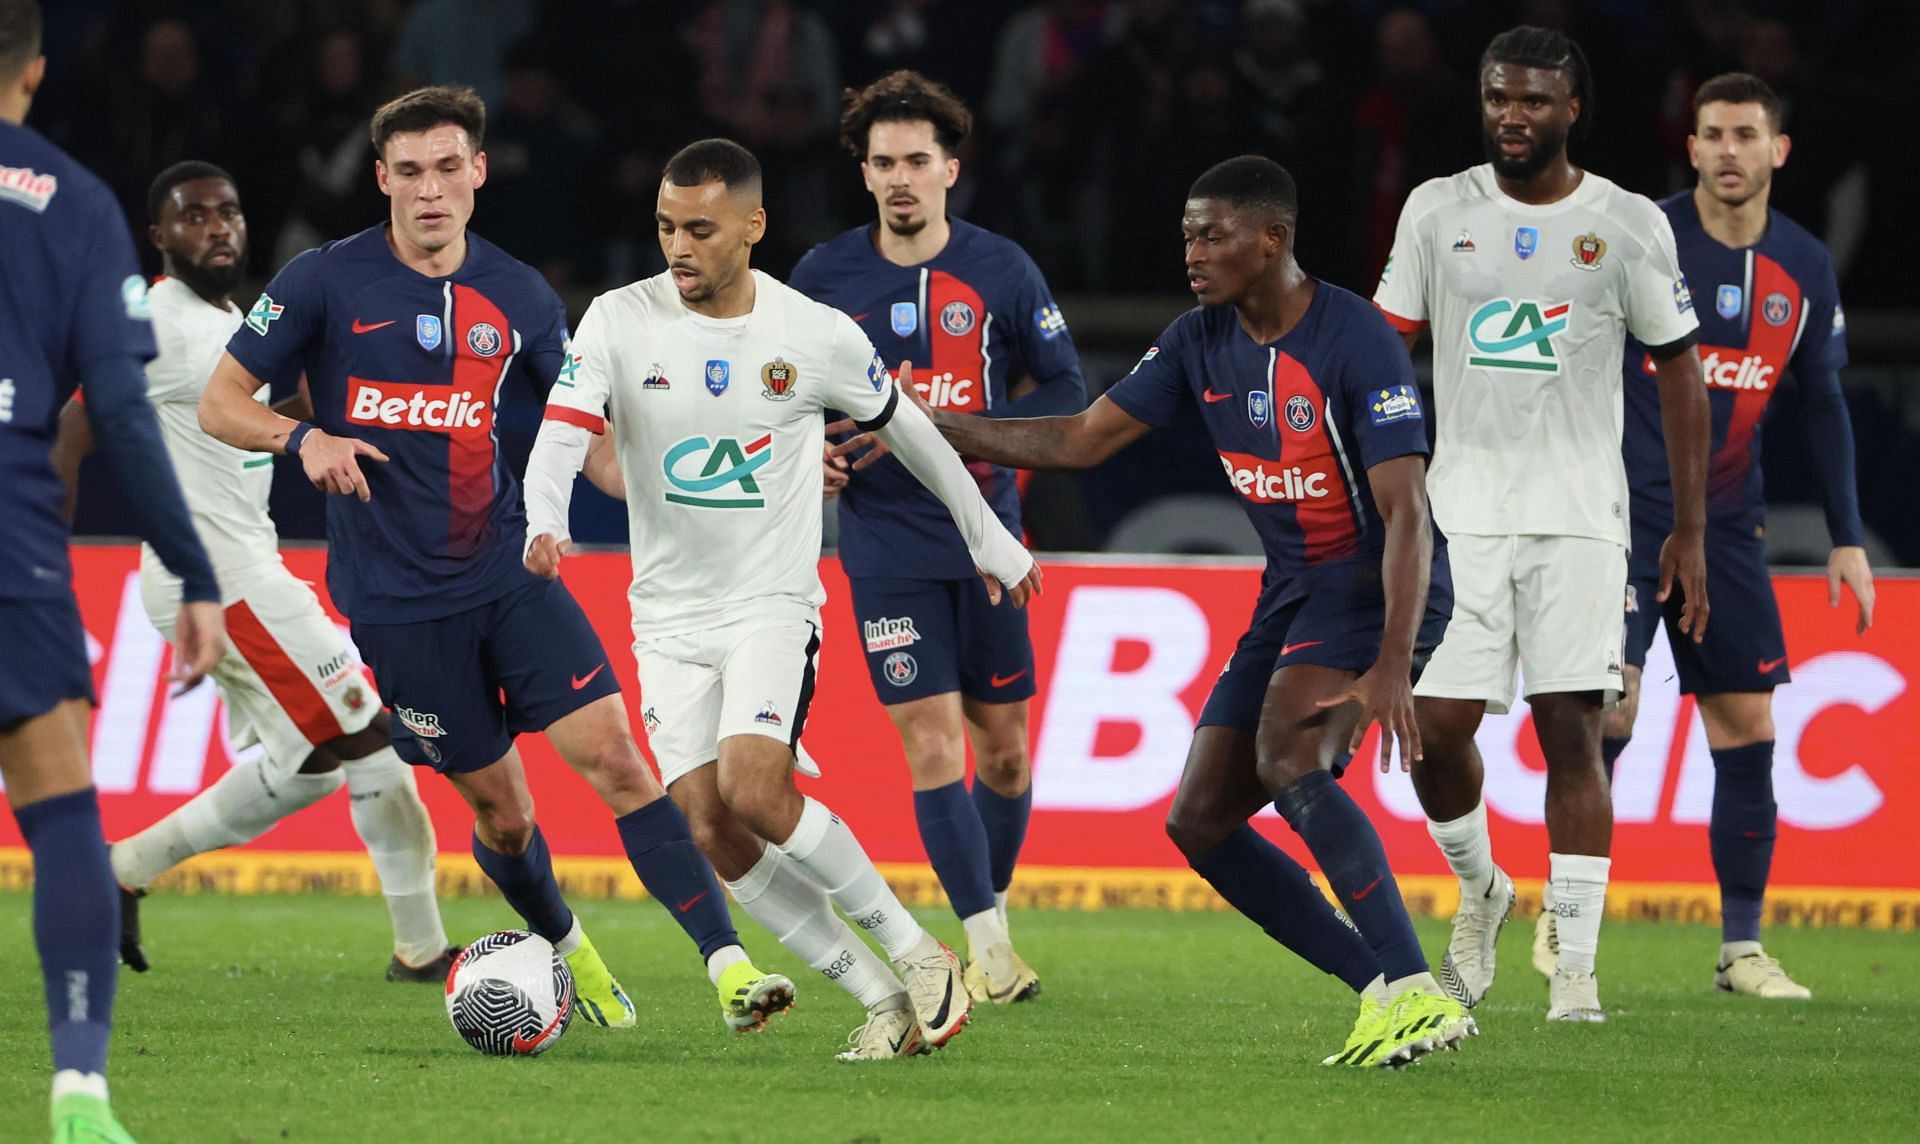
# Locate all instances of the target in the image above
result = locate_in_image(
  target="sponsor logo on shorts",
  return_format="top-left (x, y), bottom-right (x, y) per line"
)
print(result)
top-left (862, 616), bottom-right (921, 653)
top-left (883, 651), bottom-right (918, 687)
top-left (1624, 584), bottom-right (1640, 614)
top-left (342, 685), bottom-right (367, 711)
top-left (754, 702), bottom-right (783, 726)
top-left (315, 650), bottom-right (353, 681)
top-left (395, 706), bottom-right (446, 739)
top-left (641, 706), bottom-right (661, 734)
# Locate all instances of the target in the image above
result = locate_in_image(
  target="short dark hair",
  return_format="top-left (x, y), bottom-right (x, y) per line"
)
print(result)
top-left (1482, 25), bottom-right (1594, 135)
top-left (370, 85), bottom-right (486, 158)
top-left (1188, 155), bottom-right (1298, 224)
top-left (838, 69), bottom-right (972, 160)
top-left (0, 0), bottom-right (41, 79)
top-left (1693, 71), bottom-right (1784, 133)
top-left (663, 138), bottom-right (762, 194)
top-left (148, 160), bottom-right (235, 223)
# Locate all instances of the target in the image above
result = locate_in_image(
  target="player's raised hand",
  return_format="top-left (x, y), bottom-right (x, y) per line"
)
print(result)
top-left (822, 444), bottom-right (850, 500)
top-left (524, 533), bottom-right (572, 579)
top-left (979, 558), bottom-right (1043, 609)
top-left (1317, 662), bottom-right (1422, 773)
top-left (1657, 527), bottom-right (1710, 642)
top-left (169, 600), bottom-right (226, 695)
top-left (1828, 545), bottom-right (1875, 635)
top-left (299, 428), bottom-right (388, 502)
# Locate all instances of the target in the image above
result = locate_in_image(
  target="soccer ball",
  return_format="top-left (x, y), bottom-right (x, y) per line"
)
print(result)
top-left (444, 930), bottom-right (575, 1057)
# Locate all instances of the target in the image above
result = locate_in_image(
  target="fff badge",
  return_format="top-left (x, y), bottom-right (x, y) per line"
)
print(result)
top-left (1514, 226), bottom-right (1539, 260)
top-left (1247, 390), bottom-right (1271, 429)
top-left (890, 302), bottom-right (917, 337)
top-left (705, 359), bottom-right (731, 396)
top-left (416, 314), bottom-right (443, 352)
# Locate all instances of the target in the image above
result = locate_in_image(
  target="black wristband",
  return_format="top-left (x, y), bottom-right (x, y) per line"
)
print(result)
top-left (285, 422), bottom-right (317, 456)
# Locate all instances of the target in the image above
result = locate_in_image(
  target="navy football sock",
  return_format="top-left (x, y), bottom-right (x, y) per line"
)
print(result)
top-left (1273, 771), bottom-right (1428, 982)
top-left (471, 826), bottom-right (575, 944)
top-left (1710, 741), bottom-right (1776, 945)
top-left (915, 781), bottom-right (996, 919)
top-left (1191, 825), bottom-right (1381, 992)
top-left (1601, 736), bottom-right (1630, 784)
top-left (971, 779), bottom-right (1032, 893)
top-left (15, 788), bottom-right (119, 1076)
top-left (615, 798), bottom-right (739, 960)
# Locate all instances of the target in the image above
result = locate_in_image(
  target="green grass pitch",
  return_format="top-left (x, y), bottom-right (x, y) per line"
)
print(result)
top-left (1, 892), bottom-right (1912, 1142)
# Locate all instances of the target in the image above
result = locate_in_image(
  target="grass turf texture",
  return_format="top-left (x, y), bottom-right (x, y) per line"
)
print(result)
top-left (1, 893), bottom-right (1911, 1142)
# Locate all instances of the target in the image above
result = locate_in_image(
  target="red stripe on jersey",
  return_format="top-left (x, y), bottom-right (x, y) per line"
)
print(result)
top-left (225, 598), bottom-right (345, 745)
top-left (1272, 353), bottom-right (1359, 562)
top-left (923, 271), bottom-right (988, 413)
top-left (544, 405), bottom-right (605, 433)
top-left (448, 285), bottom-right (512, 556)
top-left (1710, 254), bottom-right (1800, 502)
top-left (1373, 304), bottom-right (1426, 334)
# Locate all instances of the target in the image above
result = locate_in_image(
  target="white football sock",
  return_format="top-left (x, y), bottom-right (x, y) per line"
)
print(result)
top-left (1549, 852), bottom-right (1611, 974)
top-left (1388, 971), bottom-right (1443, 999)
top-left (553, 915), bottom-right (584, 957)
top-left (1362, 974), bottom-right (1390, 1008)
top-left (995, 889), bottom-right (1010, 935)
top-left (726, 845), bottom-right (906, 1010)
top-left (705, 944), bottom-right (749, 985)
top-left (1426, 800), bottom-right (1497, 905)
top-left (111, 762), bottom-right (343, 890)
top-left (343, 749), bottom-right (448, 965)
top-left (776, 796), bottom-right (926, 961)
top-left (961, 907), bottom-right (1009, 958)
top-left (51, 1070), bottom-right (108, 1103)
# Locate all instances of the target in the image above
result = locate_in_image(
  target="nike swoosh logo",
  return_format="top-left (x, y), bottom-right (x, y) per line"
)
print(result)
top-left (1201, 389), bottom-right (1233, 403)
top-left (351, 318), bottom-right (396, 334)
top-left (1352, 875), bottom-right (1384, 901)
top-left (1757, 656), bottom-right (1787, 673)
top-left (927, 974), bottom-right (953, 1029)
top-left (571, 664), bottom-right (606, 690)
top-left (888, 1025), bottom-right (912, 1053)
top-left (511, 1004), bottom-right (569, 1052)
top-left (676, 892), bottom-right (708, 913)
top-left (1280, 640), bottom-right (1323, 656)
top-left (851, 312), bottom-right (871, 322)
top-left (990, 670), bottom-right (1027, 688)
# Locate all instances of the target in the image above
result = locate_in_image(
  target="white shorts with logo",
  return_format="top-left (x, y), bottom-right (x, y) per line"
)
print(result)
top-left (633, 605), bottom-right (824, 786)
top-left (142, 559), bottom-right (380, 775)
top-left (1412, 533), bottom-right (1625, 715)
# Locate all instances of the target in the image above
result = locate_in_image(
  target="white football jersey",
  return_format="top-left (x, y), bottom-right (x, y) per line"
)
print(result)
top-left (1374, 164), bottom-right (1698, 544)
top-left (137, 277), bottom-right (277, 596)
top-left (547, 270), bottom-right (895, 635)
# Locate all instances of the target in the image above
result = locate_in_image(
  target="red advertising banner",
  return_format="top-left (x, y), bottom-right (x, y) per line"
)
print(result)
top-left (4, 546), bottom-right (1915, 927)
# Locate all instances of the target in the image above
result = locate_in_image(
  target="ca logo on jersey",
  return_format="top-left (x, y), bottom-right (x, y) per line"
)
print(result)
top-left (662, 434), bottom-right (772, 509)
top-left (1466, 298), bottom-right (1571, 373)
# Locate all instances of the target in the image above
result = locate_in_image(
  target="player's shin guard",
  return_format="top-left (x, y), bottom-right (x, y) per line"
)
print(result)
top-left (15, 788), bottom-right (119, 1077)
top-left (1275, 771), bottom-right (1428, 982)
top-left (726, 845), bottom-right (906, 1009)
top-left (776, 796), bottom-right (925, 960)
top-left (1191, 825), bottom-right (1382, 992)
top-left (1548, 852), bottom-right (1610, 973)
top-left (471, 826), bottom-right (575, 945)
top-left (343, 749), bottom-right (448, 966)
top-left (110, 762), bottom-right (344, 890)
top-left (913, 781), bottom-right (995, 921)
top-left (1709, 741), bottom-right (1776, 945)
top-left (1601, 737), bottom-right (1630, 784)
top-left (971, 779), bottom-right (1031, 895)
top-left (615, 796), bottom-right (739, 960)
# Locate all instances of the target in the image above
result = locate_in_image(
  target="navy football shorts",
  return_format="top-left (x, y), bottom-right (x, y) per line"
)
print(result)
top-left (352, 578), bottom-right (621, 773)
top-left (0, 592), bottom-right (96, 731)
top-left (1624, 516), bottom-right (1789, 696)
top-left (1197, 552), bottom-right (1453, 737)
top-left (847, 575), bottom-right (1036, 706)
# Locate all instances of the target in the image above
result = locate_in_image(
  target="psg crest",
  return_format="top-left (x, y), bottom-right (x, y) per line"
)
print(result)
top-left (466, 321), bottom-right (502, 357)
top-left (705, 359), bottom-right (730, 396)
top-left (941, 300), bottom-right (976, 336)
top-left (761, 356), bottom-right (799, 401)
top-left (1284, 394), bottom-right (1316, 432)
top-left (1762, 292), bottom-right (1793, 327)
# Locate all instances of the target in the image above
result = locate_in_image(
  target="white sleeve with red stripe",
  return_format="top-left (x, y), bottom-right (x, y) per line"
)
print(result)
top-left (1372, 178), bottom-right (1442, 334)
top-left (1622, 197), bottom-right (1700, 350)
top-left (527, 299), bottom-right (615, 551)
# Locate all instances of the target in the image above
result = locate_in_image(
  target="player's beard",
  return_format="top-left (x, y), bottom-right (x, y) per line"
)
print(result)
top-left (1483, 122), bottom-right (1568, 181)
top-left (173, 252), bottom-right (244, 303)
top-left (884, 214), bottom-right (927, 238)
top-left (1706, 166), bottom-right (1770, 208)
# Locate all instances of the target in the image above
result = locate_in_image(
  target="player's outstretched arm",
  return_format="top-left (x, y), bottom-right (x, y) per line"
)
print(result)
top-left (1317, 454), bottom-right (1430, 772)
top-left (1650, 343), bottom-right (1711, 640)
top-left (867, 379), bottom-right (1041, 606)
top-left (201, 352), bottom-right (388, 501)
top-left (523, 417), bottom-right (597, 578)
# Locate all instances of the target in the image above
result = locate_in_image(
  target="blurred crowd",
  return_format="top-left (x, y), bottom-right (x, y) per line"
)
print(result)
top-left (30, 0), bottom-right (1920, 306)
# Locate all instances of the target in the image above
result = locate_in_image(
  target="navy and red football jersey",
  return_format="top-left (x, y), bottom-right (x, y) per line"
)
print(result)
top-left (0, 120), bottom-right (161, 600)
top-left (225, 226), bottom-right (567, 622)
top-left (791, 218), bottom-right (1084, 580)
top-left (1106, 282), bottom-right (1445, 614)
top-left (1623, 193), bottom-right (1849, 535)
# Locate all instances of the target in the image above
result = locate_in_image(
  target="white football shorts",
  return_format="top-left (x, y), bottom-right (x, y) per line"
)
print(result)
top-left (142, 560), bottom-right (380, 774)
top-left (1414, 532), bottom-right (1626, 715)
top-left (633, 605), bottom-right (824, 786)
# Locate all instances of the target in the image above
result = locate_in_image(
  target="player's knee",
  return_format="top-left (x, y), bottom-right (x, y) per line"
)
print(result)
top-left (1164, 806), bottom-right (1231, 861)
top-left (973, 743), bottom-right (1029, 793)
top-left (900, 731), bottom-right (965, 787)
top-left (475, 805), bottom-right (535, 853)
